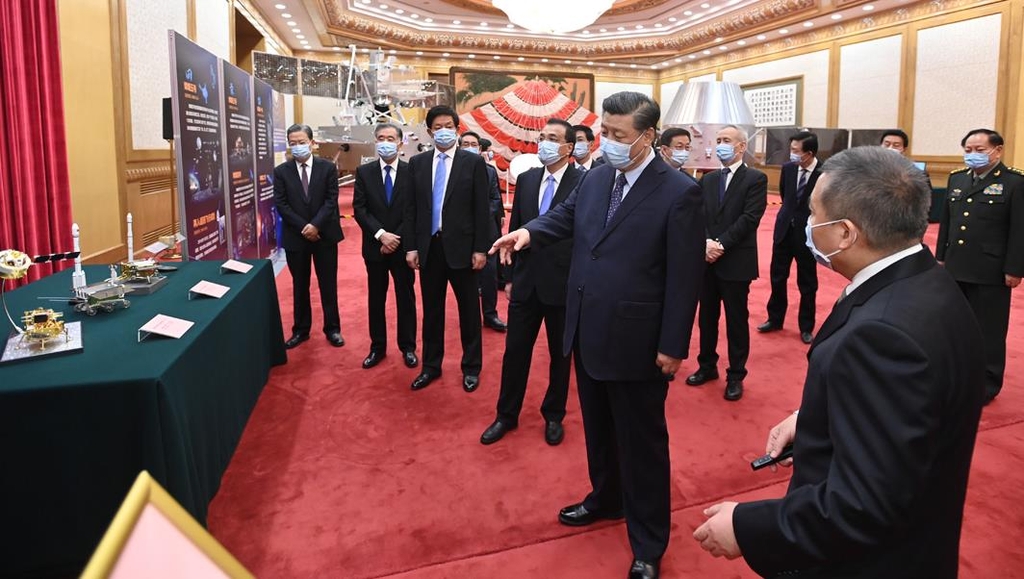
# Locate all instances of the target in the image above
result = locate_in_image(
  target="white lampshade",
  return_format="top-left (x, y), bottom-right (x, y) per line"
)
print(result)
top-left (492, 0), bottom-right (615, 34)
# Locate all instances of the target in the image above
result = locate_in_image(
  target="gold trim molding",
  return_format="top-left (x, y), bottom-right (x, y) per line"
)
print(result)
top-left (126, 164), bottom-right (174, 183)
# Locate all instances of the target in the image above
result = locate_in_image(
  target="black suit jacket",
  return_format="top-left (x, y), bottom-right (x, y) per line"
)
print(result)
top-left (936, 163), bottom-right (1024, 285)
top-left (485, 164), bottom-right (504, 240)
top-left (273, 156), bottom-right (343, 251)
top-left (699, 164), bottom-right (768, 281)
top-left (509, 164), bottom-right (581, 306)
top-left (733, 249), bottom-right (985, 578)
top-left (406, 148), bottom-right (490, 269)
top-left (773, 161), bottom-right (822, 242)
top-left (352, 159), bottom-right (412, 262)
top-left (525, 156), bottom-right (706, 381)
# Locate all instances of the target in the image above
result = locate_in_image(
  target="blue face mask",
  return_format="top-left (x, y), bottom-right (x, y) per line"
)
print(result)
top-left (670, 150), bottom-right (690, 167)
top-left (599, 132), bottom-right (645, 169)
top-left (573, 141), bottom-right (591, 160)
top-left (537, 141), bottom-right (565, 166)
top-left (376, 141), bottom-right (398, 160)
top-left (805, 218), bottom-right (845, 269)
top-left (290, 143), bottom-right (311, 159)
top-left (433, 128), bottom-right (458, 149)
top-left (790, 152), bottom-right (804, 164)
top-left (716, 143), bottom-right (736, 164)
top-left (964, 151), bottom-right (992, 169)
top-left (462, 146), bottom-right (480, 156)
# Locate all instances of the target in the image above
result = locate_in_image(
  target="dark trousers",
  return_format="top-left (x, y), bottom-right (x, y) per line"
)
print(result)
top-left (957, 281), bottom-right (1011, 399)
top-left (575, 344), bottom-right (671, 562)
top-left (496, 291), bottom-right (571, 425)
top-left (420, 235), bottom-right (483, 376)
top-left (697, 273), bottom-right (751, 381)
top-left (365, 253), bottom-right (417, 354)
top-left (479, 255), bottom-right (499, 319)
top-left (285, 242), bottom-right (340, 336)
top-left (766, 225), bottom-right (818, 332)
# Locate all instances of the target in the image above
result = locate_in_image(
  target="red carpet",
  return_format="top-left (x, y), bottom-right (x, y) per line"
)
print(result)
top-left (208, 188), bottom-right (1024, 578)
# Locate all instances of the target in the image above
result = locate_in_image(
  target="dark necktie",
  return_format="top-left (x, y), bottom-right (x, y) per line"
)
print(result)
top-left (796, 169), bottom-right (808, 200)
top-left (539, 175), bottom-right (556, 215)
top-left (384, 165), bottom-right (394, 205)
top-left (606, 173), bottom-right (628, 226)
top-left (300, 163), bottom-right (309, 199)
top-left (718, 167), bottom-right (731, 205)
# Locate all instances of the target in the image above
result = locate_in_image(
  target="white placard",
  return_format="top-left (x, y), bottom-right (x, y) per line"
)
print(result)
top-left (220, 259), bottom-right (253, 274)
top-left (138, 314), bottom-right (194, 342)
top-left (188, 280), bottom-right (230, 300)
top-left (143, 240), bottom-right (170, 255)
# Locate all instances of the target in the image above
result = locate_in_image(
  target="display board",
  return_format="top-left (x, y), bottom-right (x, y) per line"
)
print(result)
top-left (253, 79), bottom-right (277, 258)
top-left (221, 61), bottom-right (258, 260)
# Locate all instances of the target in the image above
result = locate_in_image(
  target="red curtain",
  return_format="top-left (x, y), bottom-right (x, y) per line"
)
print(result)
top-left (0, 0), bottom-right (73, 284)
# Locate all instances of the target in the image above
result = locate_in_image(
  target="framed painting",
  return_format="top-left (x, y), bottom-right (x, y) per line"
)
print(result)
top-left (449, 67), bottom-right (595, 112)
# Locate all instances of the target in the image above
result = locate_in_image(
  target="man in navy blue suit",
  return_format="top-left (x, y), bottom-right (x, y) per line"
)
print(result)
top-left (758, 131), bottom-right (821, 344)
top-left (492, 92), bottom-right (705, 579)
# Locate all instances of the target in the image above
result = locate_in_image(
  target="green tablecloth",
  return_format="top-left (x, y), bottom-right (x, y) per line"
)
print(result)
top-left (0, 260), bottom-right (286, 576)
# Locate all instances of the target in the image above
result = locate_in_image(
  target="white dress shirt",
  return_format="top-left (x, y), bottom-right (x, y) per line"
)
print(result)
top-left (722, 157), bottom-right (744, 190)
top-left (844, 243), bottom-right (924, 297)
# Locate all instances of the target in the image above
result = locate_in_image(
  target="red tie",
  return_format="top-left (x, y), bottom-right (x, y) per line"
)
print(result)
top-left (301, 163), bottom-right (309, 199)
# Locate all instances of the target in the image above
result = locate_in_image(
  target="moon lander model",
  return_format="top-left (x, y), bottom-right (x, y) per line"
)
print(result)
top-left (19, 308), bottom-right (69, 348)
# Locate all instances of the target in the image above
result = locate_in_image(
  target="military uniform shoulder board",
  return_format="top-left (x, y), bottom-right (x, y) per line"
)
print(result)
top-left (950, 167), bottom-right (970, 174)
top-left (1007, 166), bottom-right (1024, 176)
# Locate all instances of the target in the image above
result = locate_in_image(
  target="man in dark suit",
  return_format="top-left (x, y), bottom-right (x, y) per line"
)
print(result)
top-left (273, 123), bottom-right (344, 349)
top-left (695, 146), bottom-right (986, 579)
top-left (480, 119), bottom-right (580, 447)
top-left (405, 105), bottom-right (490, 393)
top-left (459, 131), bottom-right (507, 333)
top-left (759, 131), bottom-right (821, 344)
top-left (493, 92), bottom-right (705, 579)
top-left (937, 128), bottom-right (1024, 404)
top-left (686, 125), bottom-right (768, 401)
top-left (352, 122), bottom-right (418, 370)
top-left (572, 124), bottom-right (604, 171)
top-left (657, 127), bottom-right (695, 178)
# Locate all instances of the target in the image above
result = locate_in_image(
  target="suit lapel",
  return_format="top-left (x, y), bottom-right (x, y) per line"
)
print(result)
top-left (443, 149), bottom-right (462, 210)
top-left (287, 162), bottom-right (308, 208)
top-left (521, 170), bottom-right (541, 222)
top-left (719, 164), bottom-right (746, 215)
top-left (370, 162), bottom-right (387, 206)
top-left (554, 167), bottom-right (579, 205)
top-left (594, 161), bottom-right (666, 247)
top-left (809, 247), bottom-right (934, 355)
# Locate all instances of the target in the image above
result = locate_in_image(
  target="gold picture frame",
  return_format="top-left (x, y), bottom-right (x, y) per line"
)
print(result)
top-left (449, 67), bottom-right (595, 112)
top-left (742, 77), bottom-right (803, 127)
top-left (81, 471), bottom-right (253, 579)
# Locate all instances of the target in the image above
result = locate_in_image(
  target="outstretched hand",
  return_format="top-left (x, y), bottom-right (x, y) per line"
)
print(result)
top-left (490, 229), bottom-right (531, 265)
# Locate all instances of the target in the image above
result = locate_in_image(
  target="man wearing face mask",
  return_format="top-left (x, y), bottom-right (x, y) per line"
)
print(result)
top-left (273, 123), bottom-right (344, 349)
top-left (459, 131), bottom-right (507, 333)
top-left (937, 128), bottom-right (1024, 404)
top-left (481, 119), bottom-right (580, 447)
top-left (694, 147), bottom-right (985, 579)
top-left (405, 105), bottom-right (491, 393)
top-left (759, 132), bottom-right (821, 344)
top-left (491, 93), bottom-right (705, 579)
top-left (572, 124), bottom-right (604, 171)
top-left (352, 122), bottom-right (418, 369)
top-left (687, 125), bottom-right (768, 401)
top-left (658, 127), bottom-right (697, 184)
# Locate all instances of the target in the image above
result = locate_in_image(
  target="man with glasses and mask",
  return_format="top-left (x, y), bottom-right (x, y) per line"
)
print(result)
top-left (695, 146), bottom-right (985, 579)
top-left (405, 105), bottom-right (491, 393)
top-left (687, 125), bottom-right (768, 402)
top-left (480, 119), bottom-right (580, 447)
top-left (937, 128), bottom-right (1024, 404)
top-left (491, 93), bottom-right (705, 579)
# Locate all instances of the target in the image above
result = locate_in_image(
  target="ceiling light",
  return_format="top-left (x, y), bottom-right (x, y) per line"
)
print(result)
top-left (451, 19), bottom-right (459, 24)
top-left (286, 21), bottom-right (296, 26)
top-left (468, 54), bottom-right (476, 58)
top-left (541, 58), bottom-right (549, 62)
top-left (757, 34), bottom-right (767, 40)
top-left (378, 4), bottom-right (388, 9)
top-left (300, 40), bottom-right (309, 45)
top-left (651, 65), bottom-right (658, 69)
top-left (395, 9), bottom-right (403, 14)
top-left (803, 21), bottom-right (814, 27)
top-left (683, 11), bottom-right (693, 16)
top-left (737, 40), bottom-right (746, 45)
top-left (703, 50), bottom-right (711, 55)
top-left (715, 37), bottom-right (723, 42)
top-left (494, 55), bottom-right (501, 59)
top-left (617, 26), bottom-right (625, 31)
top-left (416, 51), bottom-right (423, 55)
top-left (675, 57), bottom-right (682, 62)
top-left (442, 52), bottom-right (450, 56)
top-left (635, 25), bottom-right (644, 29)
top-left (709, 6), bottom-right (720, 11)
top-left (292, 28), bottom-right (300, 33)
top-left (863, 4), bottom-right (874, 9)
top-left (479, 22), bottom-right (488, 26)
top-left (410, 14), bottom-right (419, 19)
top-left (655, 23), bottom-right (663, 28)
top-left (362, 48), bottom-right (369, 52)
top-left (565, 59), bottom-right (572, 64)
top-left (630, 64), bottom-right (637, 68)
top-left (333, 47), bottom-right (341, 51)
top-left (599, 28), bottom-right (607, 32)
top-left (282, 14), bottom-right (292, 19)
top-left (700, 3), bottom-right (710, 8)
top-left (493, 0), bottom-right (615, 34)
top-left (587, 60), bottom-right (594, 65)
top-left (779, 28), bottom-right (788, 34)
top-left (424, 18), bottom-right (433, 22)
top-left (669, 17), bottom-right (678, 21)
top-left (389, 49), bottom-right (397, 54)
top-left (688, 54), bottom-right (696, 59)
top-left (296, 34), bottom-right (305, 39)
top-left (518, 56), bottom-right (525, 61)
top-left (360, 0), bottom-right (370, 3)
top-left (719, 45), bottom-right (728, 50)
top-left (274, 4), bottom-right (286, 9)
top-left (609, 63), bottom-right (616, 67)
top-left (831, 13), bottom-right (843, 19)
top-left (507, 24), bottom-right (515, 28)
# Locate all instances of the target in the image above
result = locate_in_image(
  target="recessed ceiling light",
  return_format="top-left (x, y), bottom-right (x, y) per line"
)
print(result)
top-left (582, 30), bottom-right (589, 34)
top-left (669, 17), bottom-right (678, 21)
top-left (779, 28), bottom-right (788, 34)
top-left (609, 63), bottom-right (616, 67)
top-left (757, 34), bottom-right (767, 40)
top-left (688, 54), bottom-right (696, 59)
top-left (362, 48), bottom-right (369, 52)
top-left (654, 23), bottom-right (663, 27)
top-left (737, 40), bottom-right (746, 45)
top-left (282, 14), bottom-right (292, 19)
top-left (507, 24), bottom-right (515, 28)
top-left (379, 4), bottom-right (388, 9)
top-left (651, 65), bottom-right (658, 69)
top-left (700, 3), bottom-right (710, 8)
top-left (296, 34), bottom-right (305, 39)
top-left (541, 58), bottom-right (549, 62)
top-left (292, 28), bottom-right (300, 33)
top-left (803, 21), bottom-right (814, 27)
top-left (494, 55), bottom-right (501, 59)
top-left (424, 17), bottom-right (433, 22)
top-left (715, 37), bottom-right (723, 42)
top-left (395, 9), bottom-right (403, 14)
top-left (675, 57), bottom-right (682, 62)
top-left (719, 45), bottom-right (728, 50)
top-left (468, 54), bottom-right (476, 58)
top-left (708, 5), bottom-right (720, 11)
top-left (630, 63), bottom-right (637, 68)
top-left (635, 24), bottom-right (644, 29)
top-left (360, 0), bottom-right (369, 3)
top-left (442, 52), bottom-right (450, 56)
top-left (410, 13), bottom-right (419, 18)
top-left (389, 49), bottom-right (396, 54)
top-left (517, 56), bottom-right (525, 61)
top-left (451, 19), bottom-right (459, 24)
top-left (863, 4), bottom-right (874, 10)
top-left (599, 28), bottom-right (607, 32)
top-left (683, 10), bottom-right (693, 16)
top-left (480, 22), bottom-right (488, 26)
top-left (703, 49), bottom-right (711, 55)
top-left (333, 46), bottom-right (341, 50)
top-left (300, 40), bottom-right (309, 45)
top-left (617, 26), bottom-right (625, 31)
top-left (286, 21), bottom-right (296, 26)
top-left (587, 60), bottom-right (594, 65)
top-left (274, 4), bottom-right (286, 9)
top-left (831, 13), bottom-right (843, 19)
top-left (416, 50), bottom-right (423, 55)
top-left (565, 59), bottom-right (571, 64)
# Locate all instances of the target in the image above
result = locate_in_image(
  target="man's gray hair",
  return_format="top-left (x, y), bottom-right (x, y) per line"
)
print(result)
top-left (374, 122), bottom-right (403, 140)
top-left (720, 125), bottom-right (748, 142)
top-left (817, 146), bottom-right (931, 250)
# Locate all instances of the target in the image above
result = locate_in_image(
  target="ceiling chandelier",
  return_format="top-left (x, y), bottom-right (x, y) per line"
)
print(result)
top-left (492, 0), bottom-right (615, 34)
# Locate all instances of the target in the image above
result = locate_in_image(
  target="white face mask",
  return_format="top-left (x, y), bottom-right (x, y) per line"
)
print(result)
top-left (600, 132), bottom-right (645, 169)
top-left (804, 218), bottom-right (846, 269)
top-left (670, 150), bottom-right (690, 166)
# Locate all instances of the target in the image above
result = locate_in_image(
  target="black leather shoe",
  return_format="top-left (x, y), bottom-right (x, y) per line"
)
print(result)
top-left (558, 502), bottom-right (624, 527)
top-left (757, 320), bottom-right (783, 333)
top-left (545, 421), bottom-right (564, 446)
top-left (463, 375), bottom-right (479, 392)
top-left (628, 559), bottom-right (660, 579)
top-left (327, 332), bottom-right (345, 347)
top-left (480, 420), bottom-right (516, 445)
top-left (284, 334), bottom-right (309, 349)
top-left (411, 372), bottom-right (439, 391)
top-left (800, 331), bottom-right (814, 344)
top-left (685, 368), bottom-right (719, 386)
top-left (362, 351), bottom-right (384, 369)
top-left (484, 316), bottom-right (507, 332)
top-left (724, 380), bottom-right (744, 401)
top-left (402, 351), bottom-right (419, 368)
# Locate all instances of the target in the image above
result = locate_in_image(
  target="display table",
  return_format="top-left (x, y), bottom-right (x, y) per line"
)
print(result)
top-left (0, 260), bottom-right (286, 576)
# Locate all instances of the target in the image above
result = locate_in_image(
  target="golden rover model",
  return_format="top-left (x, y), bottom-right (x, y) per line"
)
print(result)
top-left (19, 308), bottom-right (69, 348)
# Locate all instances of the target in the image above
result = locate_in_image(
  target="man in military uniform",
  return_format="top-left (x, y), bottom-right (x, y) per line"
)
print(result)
top-left (937, 128), bottom-right (1024, 404)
